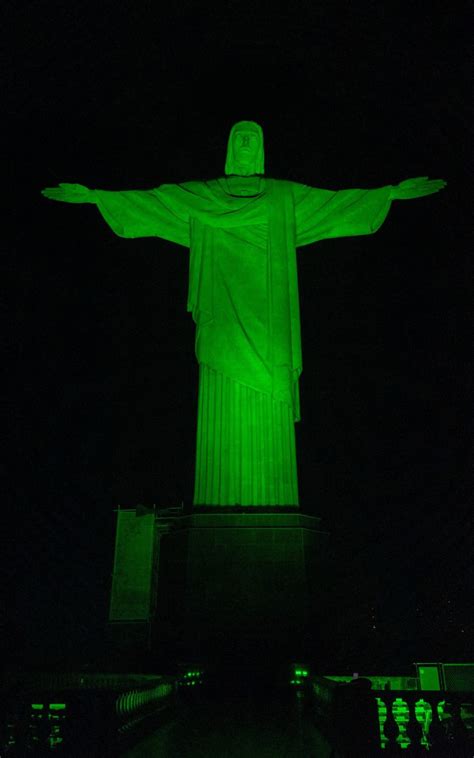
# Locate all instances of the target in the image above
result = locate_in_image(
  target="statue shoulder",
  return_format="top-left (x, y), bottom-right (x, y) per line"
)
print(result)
top-left (179, 179), bottom-right (209, 192)
top-left (180, 179), bottom-right (219, 199)
top-left (151, 179), bottom-right (208, 191)
top-left (268, 178), bottom-right (303, 191)
top-left (267, 178), bottom-right (304, 200)
top-left (151, 180), bottom-right (212, 201)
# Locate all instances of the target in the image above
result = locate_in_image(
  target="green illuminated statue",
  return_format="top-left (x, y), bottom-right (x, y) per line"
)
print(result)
top-left (42, 121), bottom-right (446, 507)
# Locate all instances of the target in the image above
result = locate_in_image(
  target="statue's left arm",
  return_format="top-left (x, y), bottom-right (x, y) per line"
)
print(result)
top-left (389, 176), bottom-right (447, 200)
top-left (293, 177), bottom-right (446, 248)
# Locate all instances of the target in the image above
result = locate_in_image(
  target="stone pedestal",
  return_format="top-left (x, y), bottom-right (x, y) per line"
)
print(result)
top-left (155, 511), bottom-right (329, 663)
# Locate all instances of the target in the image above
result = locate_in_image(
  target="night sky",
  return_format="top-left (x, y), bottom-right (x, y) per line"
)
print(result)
top-left (5, 1), bottom-right (472, 671)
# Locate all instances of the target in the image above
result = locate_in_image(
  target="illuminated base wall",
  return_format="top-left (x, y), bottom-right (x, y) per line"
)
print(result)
top-left (155, 512), bottom-right (329, 662)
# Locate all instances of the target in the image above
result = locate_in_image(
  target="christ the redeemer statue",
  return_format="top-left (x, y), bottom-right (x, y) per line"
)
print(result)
top-left (42, 121), bottom-right (446, 507)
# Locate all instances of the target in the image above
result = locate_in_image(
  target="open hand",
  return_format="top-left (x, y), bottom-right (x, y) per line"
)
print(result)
top-left (41, 183), bottom-right (95, 203)
top-left (390, 177), bottom-right (447, 200)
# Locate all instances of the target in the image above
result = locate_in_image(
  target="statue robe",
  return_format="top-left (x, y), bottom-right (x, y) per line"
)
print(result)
top-left (94, 178), bottom-right (392, 506)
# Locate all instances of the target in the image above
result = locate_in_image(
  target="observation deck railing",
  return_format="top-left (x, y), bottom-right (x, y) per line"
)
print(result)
top-left (311, 674), bottom-right (473, 755)
top-left (1, 670), bottom-right (179, 755)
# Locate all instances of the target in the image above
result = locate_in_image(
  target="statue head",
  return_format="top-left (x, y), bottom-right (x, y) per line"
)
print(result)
top-left (225, 120), bottom-right (264, 176)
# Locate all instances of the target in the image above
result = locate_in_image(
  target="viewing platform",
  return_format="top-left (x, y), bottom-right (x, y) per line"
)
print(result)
top-left (2, 663), bottom-right (473, 755)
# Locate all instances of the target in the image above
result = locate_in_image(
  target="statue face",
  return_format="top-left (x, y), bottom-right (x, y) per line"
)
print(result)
top-left (225, 120), bottom-right (264, 176)
top-left (232, 130), bottom-right (260, 173)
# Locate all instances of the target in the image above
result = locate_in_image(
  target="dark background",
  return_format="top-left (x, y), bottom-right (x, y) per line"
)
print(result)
top-left (4, 0), bottom-right (472, 672)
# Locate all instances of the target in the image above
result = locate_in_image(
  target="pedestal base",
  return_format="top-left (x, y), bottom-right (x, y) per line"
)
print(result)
top-left (156, 511), bottom-right (329, 663)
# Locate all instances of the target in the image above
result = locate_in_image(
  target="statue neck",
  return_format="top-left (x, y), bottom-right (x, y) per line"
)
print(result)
top-left (224, 175), bottom-right (263, 196)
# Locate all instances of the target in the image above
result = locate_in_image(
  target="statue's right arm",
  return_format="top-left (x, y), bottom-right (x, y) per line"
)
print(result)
top-left (41, 181), bottom-right (191, 246)
top-left (41, 183), bottom-right (96, 204)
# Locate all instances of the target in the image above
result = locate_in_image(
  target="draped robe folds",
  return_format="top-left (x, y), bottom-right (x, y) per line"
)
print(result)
top-left (94, 178), bottom-right (392, 506)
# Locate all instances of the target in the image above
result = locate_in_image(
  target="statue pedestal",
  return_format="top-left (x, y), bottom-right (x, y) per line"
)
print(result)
top-left (108, 507), bottom-right (329, 667)
top-left (155, 511), bottom-right (329, 663)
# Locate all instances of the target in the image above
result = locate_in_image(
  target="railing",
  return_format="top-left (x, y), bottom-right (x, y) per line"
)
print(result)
top-left (311, 675), bottom-right (473, 755)
top-left (1, 671), bottom-right (178, 755)
top-left (377, 691), bottom-right (473, 754)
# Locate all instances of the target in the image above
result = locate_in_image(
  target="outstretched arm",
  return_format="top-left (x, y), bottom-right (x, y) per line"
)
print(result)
top-left (294, 176), bottom-right (446, 248)
top-left (41, 182), bottom-right (192, 247)
top-left (41, 183), bottom-right (96, 203)
top-left (389, 176), bottom-right (447, 200)
top-left (293, 183), bottom-right (393, 247)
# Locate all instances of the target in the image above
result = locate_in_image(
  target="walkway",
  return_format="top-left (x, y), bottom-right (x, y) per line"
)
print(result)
top-left (123, 690), bottom-right (332, 757)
